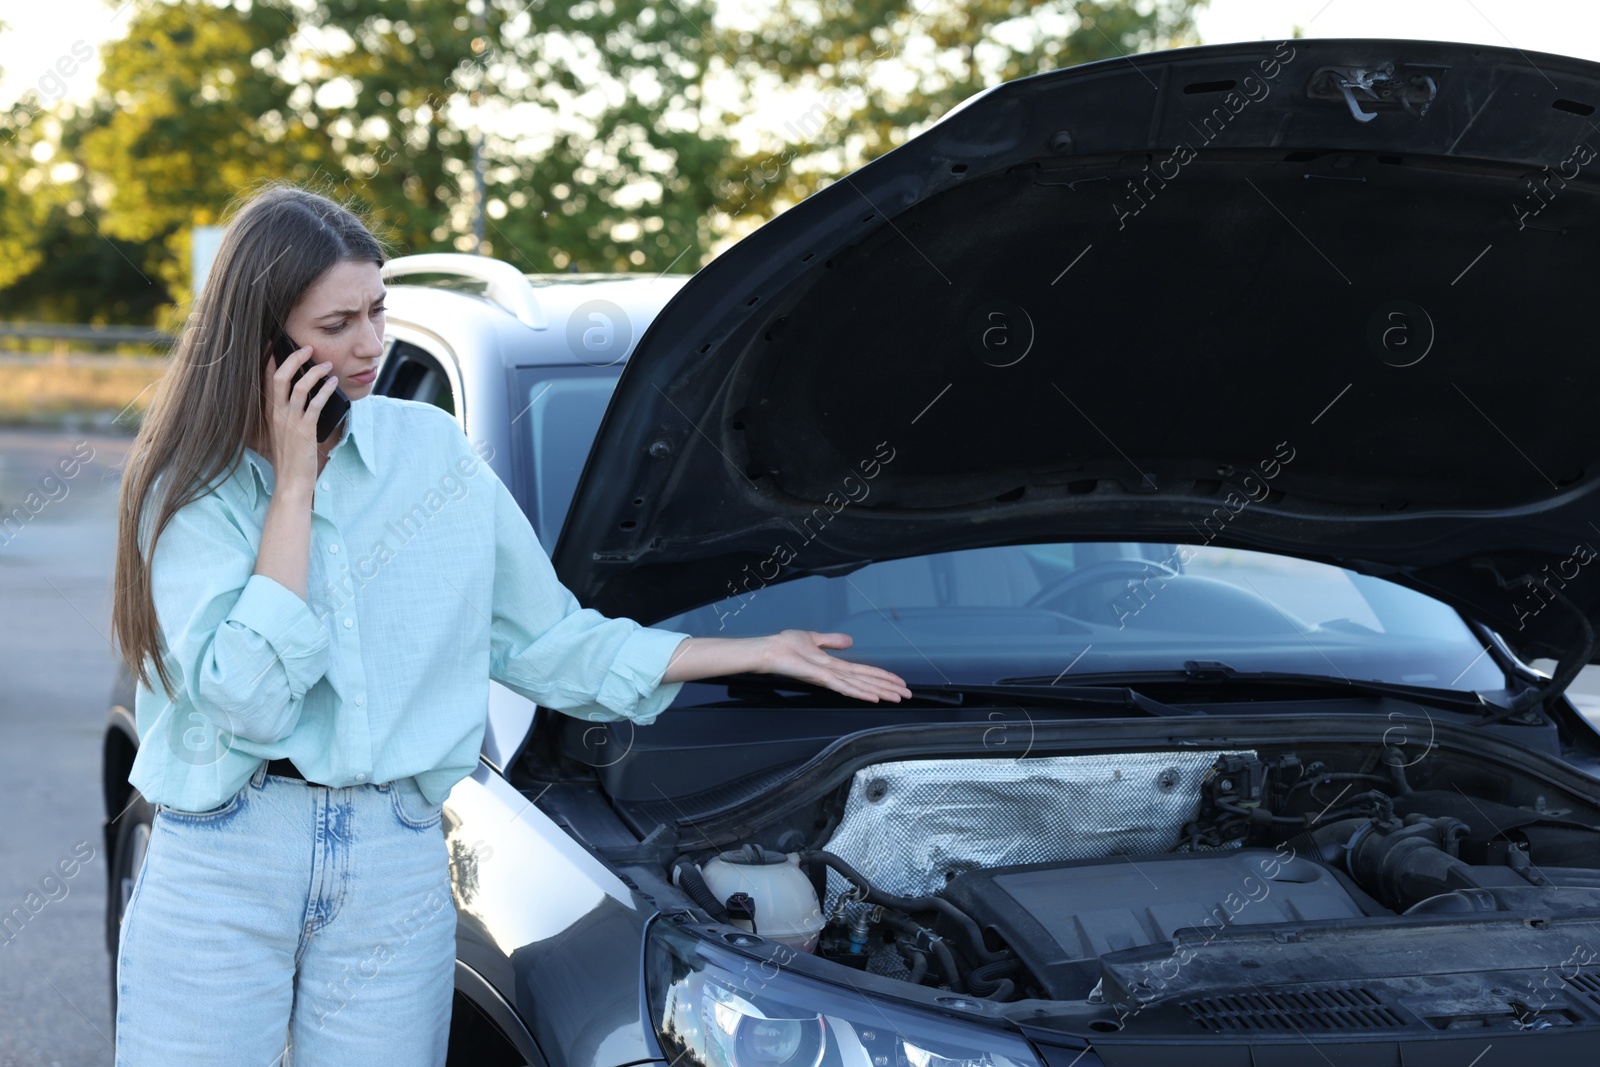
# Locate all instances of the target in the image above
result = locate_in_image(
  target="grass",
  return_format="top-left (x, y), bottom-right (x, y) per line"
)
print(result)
top-left (0, 357), bottom-right (166, 430)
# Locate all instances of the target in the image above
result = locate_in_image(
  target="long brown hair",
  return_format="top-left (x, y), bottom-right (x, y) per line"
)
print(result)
top-left (112, 181), bottom-right (391, 701)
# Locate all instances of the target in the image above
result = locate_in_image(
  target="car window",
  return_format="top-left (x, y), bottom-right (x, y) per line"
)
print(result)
top-left (514, 370), bottom-right (619, 546)
top-left (376, 340), bottom-right (455, 416)
top-left (654, 541), bottom-right (1507, 693)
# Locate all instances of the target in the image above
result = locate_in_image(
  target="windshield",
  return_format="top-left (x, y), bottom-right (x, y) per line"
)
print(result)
top-left (654, 542), bottom-right (1506, 693)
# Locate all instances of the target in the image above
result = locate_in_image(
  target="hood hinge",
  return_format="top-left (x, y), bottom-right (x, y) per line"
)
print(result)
top-left (1477, 564), bottom-right (1597, 722)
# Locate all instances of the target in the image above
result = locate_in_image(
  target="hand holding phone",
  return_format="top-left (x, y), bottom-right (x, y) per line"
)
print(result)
top-left (272, 330), bottom-right (350, 444)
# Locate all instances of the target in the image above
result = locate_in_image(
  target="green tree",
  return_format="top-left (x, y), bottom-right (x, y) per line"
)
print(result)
top-left (295, 0), bottom-right (736, 274)
top-left (76, 2), bottom-right (340, 320)
top-left (0, 26), bottom-right (50, 297)
top-left (0, 0), bottom-right (1206, 325)
top-left (0, 56), bottom-right (164, 325)
top-left (712, 0), bottom-right (1207, 228)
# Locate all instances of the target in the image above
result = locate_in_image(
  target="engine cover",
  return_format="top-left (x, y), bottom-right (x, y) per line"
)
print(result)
top-left (942, 849), bottom-right (1366, 998)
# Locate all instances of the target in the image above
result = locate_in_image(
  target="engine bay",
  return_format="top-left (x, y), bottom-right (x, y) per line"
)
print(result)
top-left (642, 738), bottom-right (1600, 1032)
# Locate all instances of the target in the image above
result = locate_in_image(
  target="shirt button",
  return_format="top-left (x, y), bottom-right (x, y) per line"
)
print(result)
top-left (329, 544), bottom-right (339, 554)
top-left (343, 618), bottom-right (353, 628)
top-left (355, 773), bottom-right (367, 783)
top-left (354, 696), bottom-right (364, 706)
top-left (319, 481), bottom-right (329, 492)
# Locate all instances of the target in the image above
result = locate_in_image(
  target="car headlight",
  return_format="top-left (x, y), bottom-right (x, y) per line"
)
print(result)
top-left (645, 919), bottom-right (1044, 1067)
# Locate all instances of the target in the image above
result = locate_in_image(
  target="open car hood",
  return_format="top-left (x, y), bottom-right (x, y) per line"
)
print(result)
top-left (554, 37), bottom-right (1600, 666)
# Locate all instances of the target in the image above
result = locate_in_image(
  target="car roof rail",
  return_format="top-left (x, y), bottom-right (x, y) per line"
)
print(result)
top-left (381, 253), bottom-right (548, 330)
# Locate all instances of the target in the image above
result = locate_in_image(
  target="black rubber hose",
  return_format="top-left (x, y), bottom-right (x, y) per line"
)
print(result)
top-left (966, 958), bottom-right (1024, 999)
top-left (880, 910), bottom-right (964, 993)
top-left (672, 857), bottom-right (730, 923)
top-left (981, 978), bottom-right (1015, 1001)
top-left (1383, 748), bottom-right (1414, 795)
top-left (968, 958), bottom-right (1022, 987)
top-left (806, 805), bottom-right (843, 851)
top-left (1314, 791), bottom-right (1396, 828)
top-left (893, 935), bottom-right (931, 984)
top-left (1286, 772), bottom-right (1388, 798)
top-left (1214, 797), bottom-right (1309, 825)
top-left (800, 850), bottom-right (1011, 964)
top-left (927, 937), bottom-right (963, 992)
top-left (1219, 789), bottom-right (1393, 829)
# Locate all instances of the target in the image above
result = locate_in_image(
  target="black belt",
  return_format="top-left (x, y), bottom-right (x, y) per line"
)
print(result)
top-left (265, 756), bottom-right (310, 782)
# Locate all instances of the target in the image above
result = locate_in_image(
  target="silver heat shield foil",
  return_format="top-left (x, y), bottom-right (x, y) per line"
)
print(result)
top-left (819, 751), bottom-right (1249, 915)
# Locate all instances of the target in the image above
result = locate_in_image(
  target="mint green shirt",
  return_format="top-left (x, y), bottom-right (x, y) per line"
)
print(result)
top-left (129, 394), bottom-right (689, 812)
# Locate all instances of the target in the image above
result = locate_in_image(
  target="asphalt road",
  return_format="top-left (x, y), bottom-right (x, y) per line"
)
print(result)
top-left (0, 426), bottom-right (133, 1067)
top-left (2, 423), bottom-right (1599, 1066)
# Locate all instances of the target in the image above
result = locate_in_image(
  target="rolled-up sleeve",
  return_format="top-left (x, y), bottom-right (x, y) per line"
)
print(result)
top-left (147, 493), bottom-right (331, 742)
top-left (486, 470), bottom-right (688, 725)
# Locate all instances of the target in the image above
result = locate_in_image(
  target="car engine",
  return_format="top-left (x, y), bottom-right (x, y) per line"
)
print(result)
top-left (669, 745), bottom-right (1600, 1015)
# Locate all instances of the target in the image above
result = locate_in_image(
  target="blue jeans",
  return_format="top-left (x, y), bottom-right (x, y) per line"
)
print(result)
top-left (114, 761), bottom-right (455, 1066)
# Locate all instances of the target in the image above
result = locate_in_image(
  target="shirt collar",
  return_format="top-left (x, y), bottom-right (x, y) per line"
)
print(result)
top-left (242, 395), bottom-right (378, 507)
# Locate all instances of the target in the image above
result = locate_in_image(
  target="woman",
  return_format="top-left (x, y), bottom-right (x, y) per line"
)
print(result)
top-left (109, 181), bottom-right (910, 1066)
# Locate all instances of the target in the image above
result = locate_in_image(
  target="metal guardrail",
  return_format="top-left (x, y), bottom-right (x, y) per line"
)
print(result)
top-left (0, 322), bottom-right (176, 360)
top-left (0, 353), bottom-right (168, 368)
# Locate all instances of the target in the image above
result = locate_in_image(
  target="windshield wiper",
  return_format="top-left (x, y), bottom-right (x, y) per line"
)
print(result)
top-left (697, 675), bottom-right (1206, 717)
top-left (1001, 660), bottom-right (1503, 714)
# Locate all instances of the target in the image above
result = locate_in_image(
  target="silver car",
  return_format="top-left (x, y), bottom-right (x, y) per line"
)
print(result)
top-left (108, 36), bottom-right (1600, 1067)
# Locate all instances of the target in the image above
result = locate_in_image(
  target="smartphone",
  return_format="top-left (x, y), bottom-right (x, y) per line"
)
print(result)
top-left (272, 330), bottom-right (350, 444)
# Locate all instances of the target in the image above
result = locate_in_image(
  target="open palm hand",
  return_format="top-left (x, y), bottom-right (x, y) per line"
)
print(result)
top-left (758, 630), bottom-right (912, 703)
